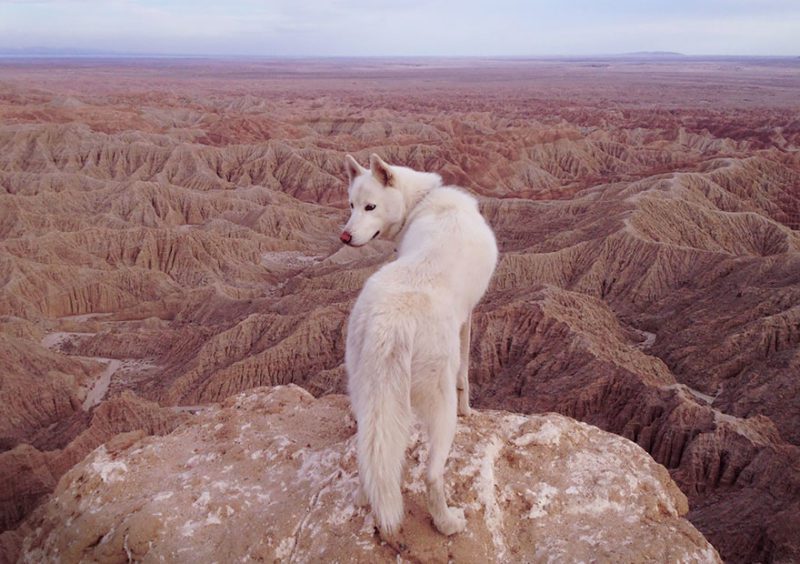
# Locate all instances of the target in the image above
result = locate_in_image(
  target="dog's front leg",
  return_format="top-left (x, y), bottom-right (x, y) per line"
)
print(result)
top-left (457, 311), bottom-right (472, 416)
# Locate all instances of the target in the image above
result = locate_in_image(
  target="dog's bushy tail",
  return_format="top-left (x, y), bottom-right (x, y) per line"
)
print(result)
top-left (352, 321), bottom-right (413, 536)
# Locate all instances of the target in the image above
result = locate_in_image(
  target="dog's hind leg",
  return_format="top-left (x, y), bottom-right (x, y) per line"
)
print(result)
top-left (456, 311), bottom-right (472, 417)
top-left (419, 367), bottom-right (466, 536)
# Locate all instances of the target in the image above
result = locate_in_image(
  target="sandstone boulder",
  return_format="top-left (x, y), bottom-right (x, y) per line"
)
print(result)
top-left (12, 385), bottom-right (719, 563)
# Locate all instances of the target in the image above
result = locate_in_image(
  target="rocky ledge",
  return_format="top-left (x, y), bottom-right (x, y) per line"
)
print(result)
top-left (6, 385), bottom-right (719, 563)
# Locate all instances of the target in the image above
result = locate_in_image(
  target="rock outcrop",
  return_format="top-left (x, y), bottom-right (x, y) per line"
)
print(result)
top-left (0, 392), bottom-right (187, 534)
top-left (6, 386), bottom-right (719, 563)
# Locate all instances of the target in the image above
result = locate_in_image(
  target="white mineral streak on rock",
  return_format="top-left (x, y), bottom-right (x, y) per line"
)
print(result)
top-left (90, 447), bottom-right (128, 484)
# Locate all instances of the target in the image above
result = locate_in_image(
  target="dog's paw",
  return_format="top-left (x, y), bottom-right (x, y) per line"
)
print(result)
top-left (434, 506), bottom-right (467, 536)
top-left (457, 404), bottom-right (472, 417)
top-left (377, 525), bottom-right (406, 554)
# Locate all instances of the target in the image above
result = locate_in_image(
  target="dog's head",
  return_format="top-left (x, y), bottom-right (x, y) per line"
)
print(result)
top-left (340, 154), bottom-right (405, 247)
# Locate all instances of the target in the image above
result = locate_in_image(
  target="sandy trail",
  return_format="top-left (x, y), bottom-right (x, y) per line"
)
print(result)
top-left (261, 251), bottom-right (322, 269)
top-left (82, 358), bottom-right (121, 410)
top-left (170, 405), bottom-right (212, 414)
top-left (664, 383), bottom-right (718, 405)
top-left (41, 331), bottom-right (125, 410)
top-left (40, 331), bottom-right (95, 349)
top-left (58, 313), bottom-right (113, 322)
top-left (632, 329), bottom-right (657, 350)
top-left (633, 330), bottom-right (720, 405)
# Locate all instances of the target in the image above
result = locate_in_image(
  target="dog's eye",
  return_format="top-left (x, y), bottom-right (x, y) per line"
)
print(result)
top-left (365, 204), bottom-right (376, 211)
top-left (349, 202), bottom-right (353, 209)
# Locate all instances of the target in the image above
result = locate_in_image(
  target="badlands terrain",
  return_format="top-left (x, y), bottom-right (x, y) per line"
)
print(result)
top-left (0, 57), bottom-right (798, 562)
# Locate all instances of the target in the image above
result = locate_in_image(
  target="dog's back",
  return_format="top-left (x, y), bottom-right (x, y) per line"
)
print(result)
top-left (396, 186), bottom-right (497, 310)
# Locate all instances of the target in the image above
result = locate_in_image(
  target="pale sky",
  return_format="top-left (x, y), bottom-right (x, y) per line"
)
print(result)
top-left (0, 0), bottom-right (798, 57)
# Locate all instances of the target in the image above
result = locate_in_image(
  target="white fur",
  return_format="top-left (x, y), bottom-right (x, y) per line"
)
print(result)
top-left (344, 154), bottom-right (498, 537)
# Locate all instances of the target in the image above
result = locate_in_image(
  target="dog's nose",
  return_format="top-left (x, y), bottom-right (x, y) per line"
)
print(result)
top-left (340, 231), bottom-right (352, 244)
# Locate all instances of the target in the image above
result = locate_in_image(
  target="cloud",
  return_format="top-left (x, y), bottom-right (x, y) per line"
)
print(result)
top-left (0, 0), bottom-right (797, 55)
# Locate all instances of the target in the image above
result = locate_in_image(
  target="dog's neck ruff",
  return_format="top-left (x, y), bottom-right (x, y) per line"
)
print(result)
top-left (393, 183), bottom-right (438, 242)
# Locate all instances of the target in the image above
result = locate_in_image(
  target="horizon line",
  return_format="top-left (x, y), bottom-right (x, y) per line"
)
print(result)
top-left (0, 51), bottom-right (798, 61)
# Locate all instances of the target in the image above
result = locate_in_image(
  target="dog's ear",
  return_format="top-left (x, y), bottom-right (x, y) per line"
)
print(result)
top-left (370, 154), bottom-right (394, 187)
top-left (344, 154), bottom-right (366, 183)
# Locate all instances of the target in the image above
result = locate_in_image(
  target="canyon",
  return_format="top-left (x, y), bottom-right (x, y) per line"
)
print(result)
top-left (0, 57), bottom-right (798, 562)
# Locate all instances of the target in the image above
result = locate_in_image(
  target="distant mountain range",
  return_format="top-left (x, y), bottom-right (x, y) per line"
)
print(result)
top-left (623, 51), bottom-right (686, 57)
top-left (0, 47), bottom-right (115, 57)
top-left (1, 48), bottom-right (793, 59)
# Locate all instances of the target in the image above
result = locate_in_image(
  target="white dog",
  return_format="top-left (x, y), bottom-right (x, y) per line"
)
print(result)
top-left (342, 154), bottom-right (498, 537)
